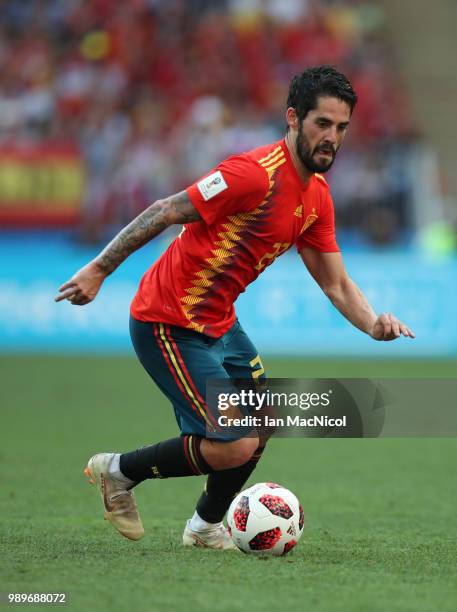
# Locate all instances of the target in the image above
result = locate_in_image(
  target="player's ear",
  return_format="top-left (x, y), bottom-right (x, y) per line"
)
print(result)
top-left (286, 107), bottom-right (299, 131)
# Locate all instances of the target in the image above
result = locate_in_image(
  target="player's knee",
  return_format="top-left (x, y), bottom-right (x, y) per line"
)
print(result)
top-left (218, 436), bottom-right (259, 469)
top-left (202, 434), bottom-right (259, 470)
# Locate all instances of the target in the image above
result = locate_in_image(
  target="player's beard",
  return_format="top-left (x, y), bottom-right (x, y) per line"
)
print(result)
top-left (296, 126), bottom-right (337, 174)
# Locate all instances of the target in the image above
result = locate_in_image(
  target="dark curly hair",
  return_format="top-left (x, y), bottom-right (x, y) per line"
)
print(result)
top-left (287, 65), bottom-right (357, 122)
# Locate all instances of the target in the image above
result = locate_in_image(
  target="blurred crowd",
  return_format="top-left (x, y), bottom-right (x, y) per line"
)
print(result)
top-left (0, 0), bottom-right (418, 243)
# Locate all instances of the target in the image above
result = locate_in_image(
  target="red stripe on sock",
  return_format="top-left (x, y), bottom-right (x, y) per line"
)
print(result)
top-left (182, 435), bottom-right (200, 475)
top-left (191, 435), bottom-right (209, 474)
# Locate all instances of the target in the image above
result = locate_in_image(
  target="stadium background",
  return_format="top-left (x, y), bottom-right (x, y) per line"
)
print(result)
top-left (2, 2), bottom-right (456, 612)
top-left (1, 0), bottom-right (456, 356)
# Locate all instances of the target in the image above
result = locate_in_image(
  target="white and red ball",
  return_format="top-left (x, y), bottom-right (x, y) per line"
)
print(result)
top-left (227, 482), bottom-right (304, 556)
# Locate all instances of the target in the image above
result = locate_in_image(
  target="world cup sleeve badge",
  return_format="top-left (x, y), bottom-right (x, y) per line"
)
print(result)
top-left (197, 171), bottom-right (228, 201)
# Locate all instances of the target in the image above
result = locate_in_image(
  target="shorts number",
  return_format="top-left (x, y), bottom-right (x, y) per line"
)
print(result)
top-left (249, 355), bottom-right (264, 379)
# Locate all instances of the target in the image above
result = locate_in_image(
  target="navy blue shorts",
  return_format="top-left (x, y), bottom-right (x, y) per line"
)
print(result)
top-left (129, 316), bottom-right (266, 438)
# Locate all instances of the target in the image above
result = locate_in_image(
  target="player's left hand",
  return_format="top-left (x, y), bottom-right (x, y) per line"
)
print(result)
top-left (369, 313), bottom-right (415, 341)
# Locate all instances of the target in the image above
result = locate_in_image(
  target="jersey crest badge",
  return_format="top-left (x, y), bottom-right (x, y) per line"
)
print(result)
top-left (300, 208), bottom-right (318, 234)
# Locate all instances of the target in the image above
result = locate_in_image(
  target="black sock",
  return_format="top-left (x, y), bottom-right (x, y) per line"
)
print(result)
top-left (195, 446), bottom-right (266, 523)
top-left (119, 435), bottom-right (212, 482)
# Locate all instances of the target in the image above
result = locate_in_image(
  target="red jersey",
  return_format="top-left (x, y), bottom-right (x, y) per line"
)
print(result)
top-left (131, 139), bottom-right (339, 337)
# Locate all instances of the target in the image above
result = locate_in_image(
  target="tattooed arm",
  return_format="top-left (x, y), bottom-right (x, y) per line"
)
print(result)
top-left (55, 191), bottom-right (201, 305)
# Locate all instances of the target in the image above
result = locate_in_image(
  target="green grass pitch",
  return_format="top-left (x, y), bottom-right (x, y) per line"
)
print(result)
top-left (1, 355), bottom-right (457, 612)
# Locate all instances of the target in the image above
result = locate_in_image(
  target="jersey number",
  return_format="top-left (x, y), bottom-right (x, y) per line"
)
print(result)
top-left (254, 243), bottom-right (290, 272)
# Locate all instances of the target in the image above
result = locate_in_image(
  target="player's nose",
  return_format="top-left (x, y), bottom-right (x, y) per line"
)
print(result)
top-left (326, 126), bottom-right (338, 144)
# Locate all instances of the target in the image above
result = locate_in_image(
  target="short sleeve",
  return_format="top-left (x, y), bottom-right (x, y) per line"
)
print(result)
top-left (186, 155), bottom-right (270, 225)
top-left (296, 190), bottom-right (339, 253)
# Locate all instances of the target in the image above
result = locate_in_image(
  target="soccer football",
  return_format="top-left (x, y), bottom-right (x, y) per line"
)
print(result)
top-left (227, 482), bottom-right (304, 556)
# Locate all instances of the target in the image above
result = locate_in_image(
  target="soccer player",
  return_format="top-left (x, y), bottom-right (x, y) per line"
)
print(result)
top-left (55, 66), bottom-right (415, 549)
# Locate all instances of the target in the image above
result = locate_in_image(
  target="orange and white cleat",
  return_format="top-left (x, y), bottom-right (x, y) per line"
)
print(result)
top-left (84, 453), bottom-right (144, 541)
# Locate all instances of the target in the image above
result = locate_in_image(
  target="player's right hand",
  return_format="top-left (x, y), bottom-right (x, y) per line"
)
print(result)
top-left (54, 260), bottom-right (107, 306)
